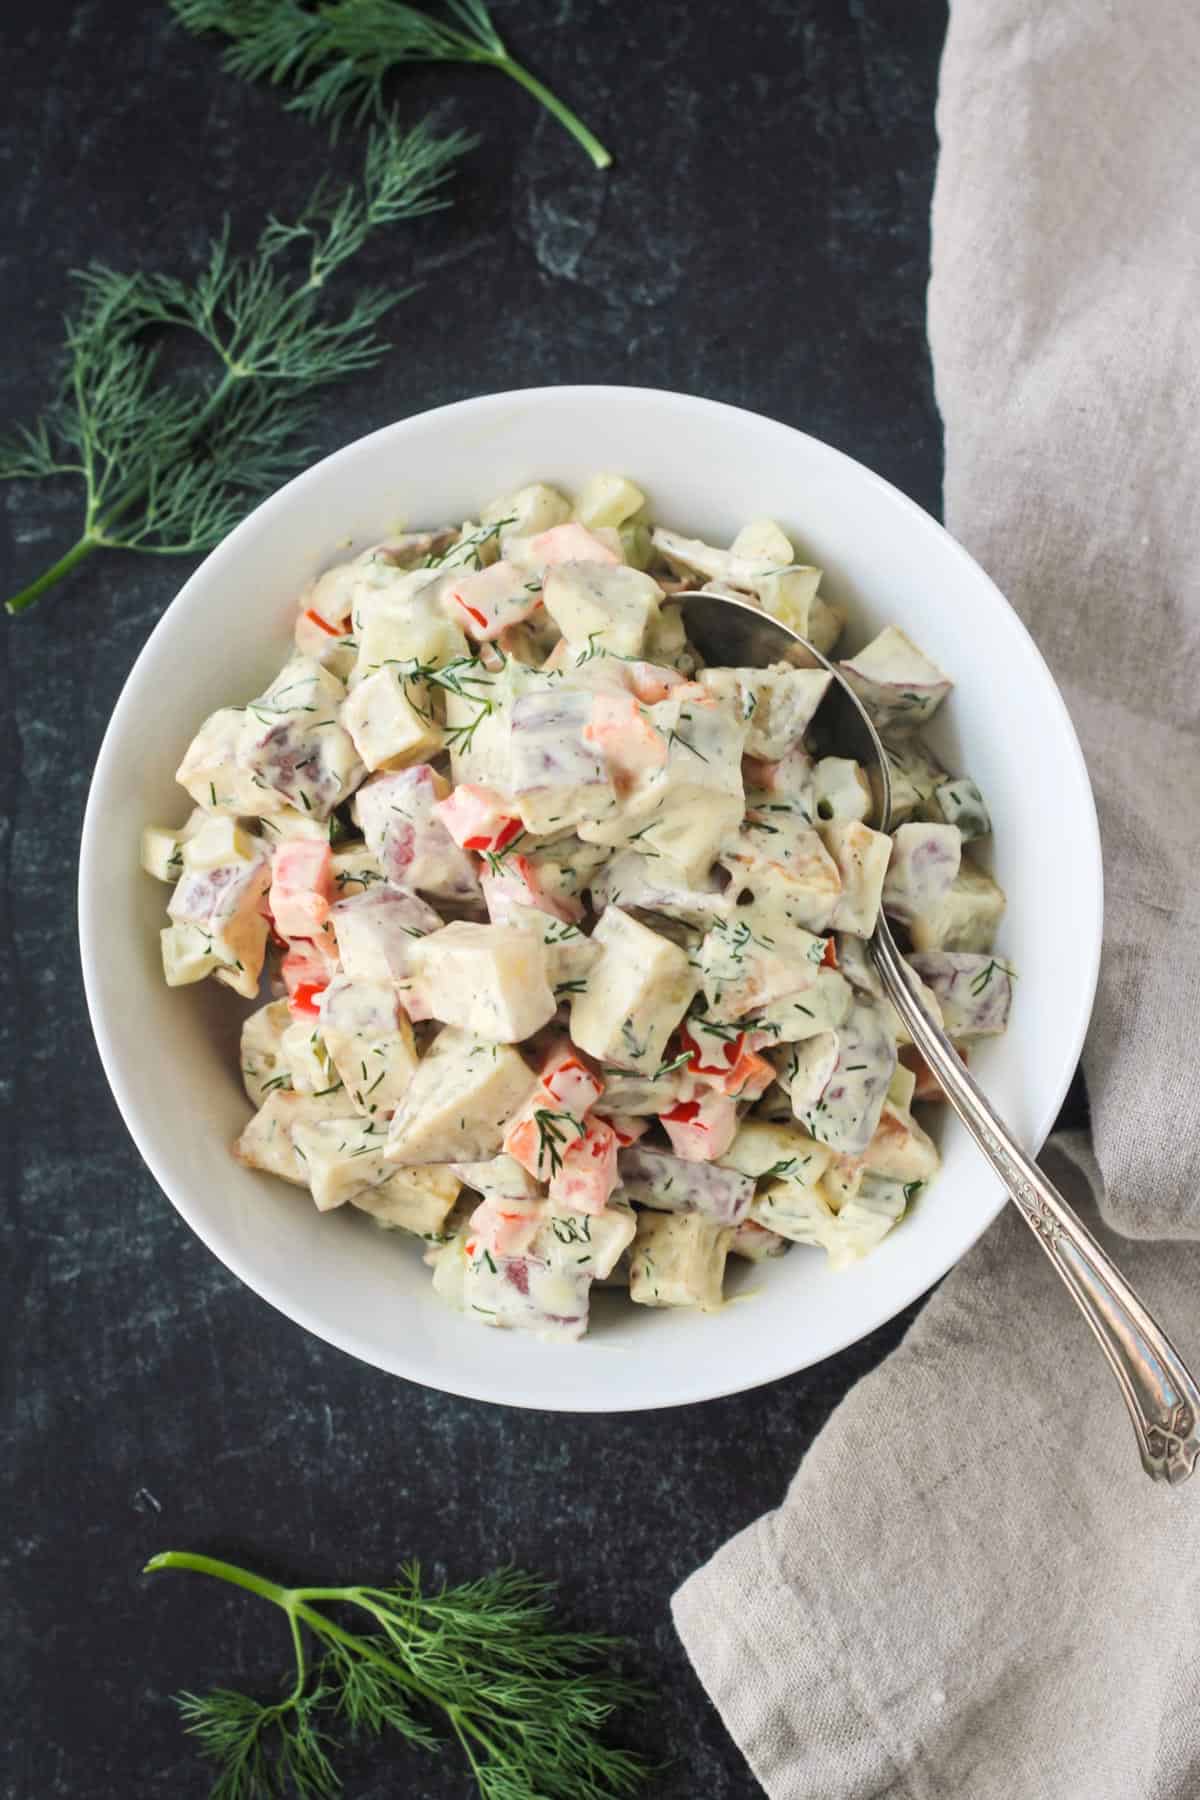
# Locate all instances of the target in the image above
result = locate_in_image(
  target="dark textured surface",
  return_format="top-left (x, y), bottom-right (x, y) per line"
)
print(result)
top-left (0, 4), bottom-right (956, 1795)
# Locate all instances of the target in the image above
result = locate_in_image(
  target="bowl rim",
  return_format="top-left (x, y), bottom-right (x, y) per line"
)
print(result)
top-left (78, 384), bottom-right (1104, 1408)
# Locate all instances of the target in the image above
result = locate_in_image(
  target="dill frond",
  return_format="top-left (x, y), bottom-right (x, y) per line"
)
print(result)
top-left (171, 0), bottom-right (612, 168)
top-left (0, 116), bottom-right (472, 616)
top-left (145, 1550), bottom-right (653, 1799)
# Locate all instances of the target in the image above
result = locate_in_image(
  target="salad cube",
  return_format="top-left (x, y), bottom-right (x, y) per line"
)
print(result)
top-left (409, 922), bottom-right (557, 1043)
top-left (568, 906), bottom-right (697, 1074)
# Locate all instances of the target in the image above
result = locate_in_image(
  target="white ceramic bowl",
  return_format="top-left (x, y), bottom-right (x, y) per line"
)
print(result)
top-left (79, 386), bottom-right (1102, 1410)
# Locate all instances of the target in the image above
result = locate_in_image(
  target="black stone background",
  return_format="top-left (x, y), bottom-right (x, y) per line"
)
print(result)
top-left (0, 3), bottom-right (1087, 1796)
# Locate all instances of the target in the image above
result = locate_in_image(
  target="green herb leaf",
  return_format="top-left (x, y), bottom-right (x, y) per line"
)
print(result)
top-left (146, 1549), bottom-right (651, 1799)
top-left (1, 118), bottom-right (472, 615)
top-left (171, 0), bottom-right (613, 168)
top-left (533, 1106), bottom-right (580, 1177)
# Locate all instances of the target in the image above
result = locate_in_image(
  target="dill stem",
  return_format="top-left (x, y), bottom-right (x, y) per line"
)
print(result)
top-left (145, 1550), bottom-right (292, 1608)
top-left (495, 55), bottom-right (612, 169)
top-left (5, 535), bottom-right (97, 615)
top-left (145, 1551), bottom-right (448, 1713)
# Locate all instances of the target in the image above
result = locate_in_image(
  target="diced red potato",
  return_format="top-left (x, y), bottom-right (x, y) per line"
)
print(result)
top-left (509, 689), bottom-right (618, 836)
top-left (433, 783), bottom-right (524, 855)
top-left (649, 526), bottom-right (843, 652)
top-left (547, 1117), bottom-right (620, 1213)
top-left (833, 929), bottom-right (945, 1046)
top-left (541, 562), bottom-right (663, 659)
top-left (353, 764), bottom-right (481, 903)
top-left (318, 976), bottom-right (419, 1117)
top-left (720, 826), bottom-right (841, 937)
top-left (164, 823), bottom-right (272, 998)
top-left (237, 657), bottom-right (364, 822)
top-left (440, 559), bottom-right (544, 642)
top-left (729, 1218), bottom-right (789, 1261)
top-left (820, 820), bottom-right (893, 938)
top-left (837, 627), bottom-right (952, 733)
top-left (481, 856), bottom-right (583, 926)
top-left (905, 857), bottom-right (1007, 954)
top-left (301, 539), bottom-right (455, 634)
top-left (880, 733), bottom-right (946, 824)
top-left (328, 888), bottom-right (442, 983)
top-left (695, 910), bottom-right (827, 1020)
top-left (300, 554), bottom-right (375, 630)
top-left (482, 482), bottom-right (572, 541)
top-left (409, 921), bottom-right (557, 1044)
top-left (568, 906), bottom-right (698, 1075)
top-left (580, 688), bottom-right (746, 881)
top-left (882, 823), bottom-right (963, 927)
top-left (588, 853), bottom-right (732, 930)
top-left (268, 839), bottom-right (333, 940)
top-left (660, 1082), bottom-right (739, 1162)
top-left (176, 708), bottom-right (291, 818)
top-left (783, 1000), bottom-right (897, 1156)
top-left (743, 966), bottom-right (852, 1044)
top-left (617, 1143), bottom-right (754, 1224)
top-left (433, 1233), bottom-right (590, 1342)
top-left (906, 951), bottom-right (1015, 1038)
top-left (700, 665), bottom-right (832, 760)
top-left (374, 529), bottom-right (460, 569)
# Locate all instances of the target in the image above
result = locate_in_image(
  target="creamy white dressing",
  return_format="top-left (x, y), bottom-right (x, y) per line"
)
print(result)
top-left (145, 473), bottom-right (1013, 1339)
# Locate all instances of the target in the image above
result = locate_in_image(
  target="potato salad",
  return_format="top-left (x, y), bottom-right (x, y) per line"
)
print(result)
top-left (143, 474), bottom-right (1014, 1342)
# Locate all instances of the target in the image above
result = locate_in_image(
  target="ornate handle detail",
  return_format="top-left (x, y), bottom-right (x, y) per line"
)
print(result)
top-left (873, 925), bottom-right (1200, 1484)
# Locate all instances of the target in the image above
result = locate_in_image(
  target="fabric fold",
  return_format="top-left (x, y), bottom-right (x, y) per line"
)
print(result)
top-left (674, 3), bottom-right (1200, 1792)
top-left (675, 1154), bottom-right (1200, 1799)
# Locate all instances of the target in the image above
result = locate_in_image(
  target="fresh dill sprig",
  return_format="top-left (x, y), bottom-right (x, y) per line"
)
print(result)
top-left (425, 655), bottom-right (499, 752)
top-left (969, 958), bottom-right (1017, 997)
top-left (532, 1106), bottom-right (579, 1177)
top-left (171, 0), bottom-right (612, 170)
top-left (0, 117), bottom-right (472, 616)
top-left (146, 1549), bottom-right (652, 1800)
top-left (424, 514), bottom-right (512, 568)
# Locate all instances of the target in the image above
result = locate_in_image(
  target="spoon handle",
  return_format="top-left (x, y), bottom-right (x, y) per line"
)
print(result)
top-left (873, 927), bottom-right (1200, 1484)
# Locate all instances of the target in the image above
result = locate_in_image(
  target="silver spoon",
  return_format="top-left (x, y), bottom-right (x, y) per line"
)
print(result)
top-left (681, 589), bottom-right (1200, 1483)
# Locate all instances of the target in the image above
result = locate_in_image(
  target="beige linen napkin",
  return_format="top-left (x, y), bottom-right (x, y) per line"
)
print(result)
top-left (673, 4), bottom-right (1200, 1795)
